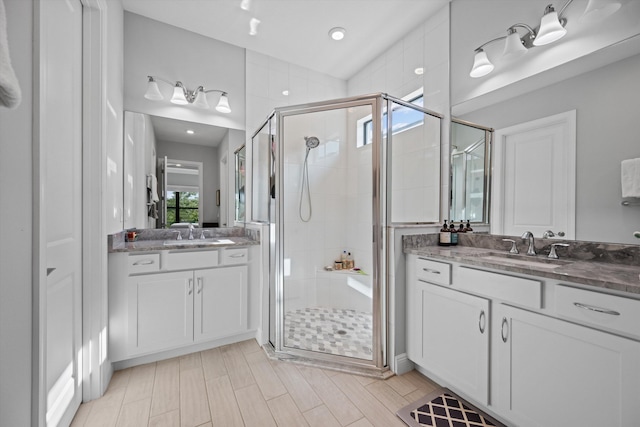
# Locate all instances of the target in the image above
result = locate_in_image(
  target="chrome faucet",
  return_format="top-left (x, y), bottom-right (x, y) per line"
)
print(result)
top-left (521, 231), bottom-right (536, 256)
top-left (188, 223), bottom-right (195, 240)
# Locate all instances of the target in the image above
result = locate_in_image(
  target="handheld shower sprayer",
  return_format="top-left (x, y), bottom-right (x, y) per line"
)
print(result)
top-left (300, 136), bottom-right (320, 222)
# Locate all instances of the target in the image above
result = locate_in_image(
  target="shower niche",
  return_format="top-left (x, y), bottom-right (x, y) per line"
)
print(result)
top-left (251, 93), bottom-right (442, 374)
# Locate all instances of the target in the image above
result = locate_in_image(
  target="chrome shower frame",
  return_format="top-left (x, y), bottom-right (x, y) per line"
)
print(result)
top-left (254, 93), bottom-right (442, 375)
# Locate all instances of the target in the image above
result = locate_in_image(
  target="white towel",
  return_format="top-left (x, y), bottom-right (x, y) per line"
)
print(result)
top-left (148, 174), bottom-right (160, 202)
top-left (0, 0), bottom-right (21, 109)
top-left (621, 158), bottom-right (640, 198)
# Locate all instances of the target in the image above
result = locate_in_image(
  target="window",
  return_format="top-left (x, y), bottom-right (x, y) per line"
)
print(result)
top-left (166, 191), bottom-right (200, 226)
top-left (356, 90), bottom-right (425, 148)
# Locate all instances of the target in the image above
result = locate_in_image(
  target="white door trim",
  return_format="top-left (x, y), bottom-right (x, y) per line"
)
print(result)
top-left (491, 110), bottom-right (576, 238)
top-left (80, 0), bottom-right (111, 402)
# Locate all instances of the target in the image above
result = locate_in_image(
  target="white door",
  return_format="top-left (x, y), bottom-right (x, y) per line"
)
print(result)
top-left (38, 0), bottom-right (83, 425)
top-left (492, 111), bottom-right (576, 239)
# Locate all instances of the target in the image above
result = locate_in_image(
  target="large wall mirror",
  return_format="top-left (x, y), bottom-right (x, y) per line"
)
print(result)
top-left (123, 111), bottom-right (233, 229)
top-left (450, 0), bottom-right (640, 245)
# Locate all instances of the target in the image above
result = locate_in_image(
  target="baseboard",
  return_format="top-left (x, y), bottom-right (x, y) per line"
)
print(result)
top-left (112, 330), bottom-right (257, 370)
top-left (393, 353), bottom-right (414, 375)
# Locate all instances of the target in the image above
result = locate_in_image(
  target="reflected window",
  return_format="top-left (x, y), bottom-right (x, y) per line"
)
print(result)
top-left (166, 191), bottom-right (199, 226)
top-left (357, 93), bottom-right (424, 147)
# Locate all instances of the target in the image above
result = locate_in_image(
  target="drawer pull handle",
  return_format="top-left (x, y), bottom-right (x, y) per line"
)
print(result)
top-left (422, 268), bottom-right (441, 275)
top-left (573, 302), bottom-right (620, 316)
top-left (478, 310), bottom-right (486, 334)
top-left (197, 277), bottom-right (203, 294)
top-left (229, 253), bottom-right (246, 258)
top-left (133, 259), bottom-right (155, 266)
top-left (188, 278), bottom-right (193, 295)
top-left (501, 317), bottom-right (509, 343)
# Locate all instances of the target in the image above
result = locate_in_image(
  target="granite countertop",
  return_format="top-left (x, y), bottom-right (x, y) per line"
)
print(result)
top-left (110, 236), bottom-right (259, 253)
top-left (108, 227), bottom-right (260, 253)
top-left (404, 238), bottom-right (640, 295)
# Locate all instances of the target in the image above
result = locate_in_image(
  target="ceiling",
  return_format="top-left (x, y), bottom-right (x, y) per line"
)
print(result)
top-left (121, 0), bottom-right (449, 81)
top-left (150, 115), bottom-right (229, 147)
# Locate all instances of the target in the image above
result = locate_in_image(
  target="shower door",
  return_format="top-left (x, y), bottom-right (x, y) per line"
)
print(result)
top-left (276, 99), bottom-right (383, 366)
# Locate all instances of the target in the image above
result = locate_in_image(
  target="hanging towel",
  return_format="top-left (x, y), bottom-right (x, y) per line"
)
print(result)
top-left (0, 0), bottom-right (22, 109)
top-left (148, 174), bottom-right (160, 202)
top-left (621, 158), bottom-right (640, 198)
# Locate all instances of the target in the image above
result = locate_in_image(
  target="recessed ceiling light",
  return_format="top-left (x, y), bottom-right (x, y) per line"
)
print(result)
top-left (282, 90), bottom-right (289, 96)
top-left (240, 0), bottom-right (250, 11)
top-left (414, 67), bottom-right (424, 75)
top-left (329, 27), bottom-right (346, 41)
top-left (186, 129), bottom-right (195, 134)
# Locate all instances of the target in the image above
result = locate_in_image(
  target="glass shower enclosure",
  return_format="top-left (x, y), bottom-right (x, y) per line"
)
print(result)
top-left (252, 93), bottom-right (442, 374)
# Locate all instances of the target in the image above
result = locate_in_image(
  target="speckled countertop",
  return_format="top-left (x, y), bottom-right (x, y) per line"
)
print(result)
top-left (404, 234), bottom-right (640, 295)
top-left (108, 227), bottom-right (260, 253)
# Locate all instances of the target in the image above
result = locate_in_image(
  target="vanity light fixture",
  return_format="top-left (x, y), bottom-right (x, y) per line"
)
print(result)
top-left (144, 76), bottom-right (231, 113)
top-left (329, 27), bottom-right (346, 41)
top-left (414, 67), bottom-right (424, 75)
top-left (469, 0), bottom-right (620, 78)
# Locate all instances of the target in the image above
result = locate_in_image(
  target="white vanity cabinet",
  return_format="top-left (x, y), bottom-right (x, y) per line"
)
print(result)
top-left (406, 253), bottom-right (640, 427)
top-left (406, 256), bottom-right (490, 405)
top-left (109, 248), bottom-right (248, 363)
top-left (495, 304), bottom-right (640, 427)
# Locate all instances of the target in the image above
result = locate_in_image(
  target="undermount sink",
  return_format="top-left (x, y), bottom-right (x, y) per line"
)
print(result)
top-left (163, 238), bottom-right (235, 246)
top-left (477, 252), bottom-right (572, 269)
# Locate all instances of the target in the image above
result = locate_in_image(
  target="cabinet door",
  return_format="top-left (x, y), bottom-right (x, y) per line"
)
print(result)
top-left (417, 281), bottom-right (490, 405)
top-left (194, 266), bottom-right (248, 342)
top-left (127, 271), bottom-right (194, 355)
top-left (496, 305), bottom-right (640, 427)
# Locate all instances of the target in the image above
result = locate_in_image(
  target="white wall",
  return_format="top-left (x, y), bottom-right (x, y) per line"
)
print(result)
top-left (0, 1), bottom-right (33, 424)
top-left (461, 53), bottom-right (640, 245)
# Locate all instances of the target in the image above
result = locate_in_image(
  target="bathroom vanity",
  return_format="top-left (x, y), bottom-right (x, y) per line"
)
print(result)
top-left (404, 235), bottom-right (640, 427)
top-left (108, 230), bottom-right (259, 367)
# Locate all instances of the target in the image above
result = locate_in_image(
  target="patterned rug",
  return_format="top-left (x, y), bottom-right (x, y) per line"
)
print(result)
top-left (397, 388), bottom-right (505, 427)
top-left (283, 307), bottom-right (373, 360)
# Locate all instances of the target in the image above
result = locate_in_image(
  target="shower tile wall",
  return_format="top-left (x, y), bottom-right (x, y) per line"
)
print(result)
top-left (281, 104), bottom-right (376, 318)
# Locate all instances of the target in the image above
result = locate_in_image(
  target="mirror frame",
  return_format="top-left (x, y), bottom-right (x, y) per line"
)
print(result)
top-left (234, 144), bottom-right (246, 222)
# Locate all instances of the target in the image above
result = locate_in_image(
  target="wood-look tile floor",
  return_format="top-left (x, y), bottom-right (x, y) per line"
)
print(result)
top-left (70, 339), bottom-right (439, 427)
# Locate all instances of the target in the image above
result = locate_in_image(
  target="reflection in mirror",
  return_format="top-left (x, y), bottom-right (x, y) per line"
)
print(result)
top-left (123, 111), bottom-right (231, 229)
top-left (160, 158), bottom-right (203, 228)
top-left (235, 145), bottom-right (246, 222)
top-left (450, 119), bottom-right (493, 224)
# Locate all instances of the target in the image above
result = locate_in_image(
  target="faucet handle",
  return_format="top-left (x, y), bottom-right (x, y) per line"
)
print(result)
top-left (174, 230), bottom-right (182, 240)
top-left (548, 243), bottom-right (569, 259)
top-left (200, 230), bottom-right (208, 240)
top-left (502, 239), bottom-right (519, 254)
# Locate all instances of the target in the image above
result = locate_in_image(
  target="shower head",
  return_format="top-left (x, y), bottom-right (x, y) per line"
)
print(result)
top-left (304, 136), bottom-right (320, 149)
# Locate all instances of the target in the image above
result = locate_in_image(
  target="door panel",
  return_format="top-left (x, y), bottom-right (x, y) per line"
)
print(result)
top-left (41, 0), bottom-right (83, 425)
top-left (492, 111), bottom-right (576, 238)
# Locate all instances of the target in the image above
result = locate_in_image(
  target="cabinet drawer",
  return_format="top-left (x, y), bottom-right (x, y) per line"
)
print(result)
top-left (555, 285), bottom-right (640, 338)
top-left (416, 257), bottom-right (451, 286)
top-left (222, 248), bottom-right (248, 265)
top-left (457, 266), bottom-right (541, 309)
top-left (165, 250), bottom-right (219, 270)
top-left (127, 253), bottom-right (160, 274)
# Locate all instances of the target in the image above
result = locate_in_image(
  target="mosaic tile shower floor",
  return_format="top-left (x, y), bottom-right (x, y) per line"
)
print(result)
top-left (284, 307), bottom-right (373, 360)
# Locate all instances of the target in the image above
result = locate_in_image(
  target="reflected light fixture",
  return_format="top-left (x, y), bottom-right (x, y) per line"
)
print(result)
top-left (144, 76), bottom-right (231, 113)
top-left (329, 27), bottom-right (346, 41)
top-left (249, 18), bottom-right (260, 36)
top-left (468, 0), bottom-right (621, 78)
top-left (186, 130), bottom-right (195, 135)
top-left (414, 67), bottom-right (424, 75)
top-left (240, 0), bottom-right (251, 11)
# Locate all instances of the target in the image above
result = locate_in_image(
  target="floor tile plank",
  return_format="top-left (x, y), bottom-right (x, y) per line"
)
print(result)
top-left (303, 405), bottom-right (342, 427)
top-left (83, 387), bottom-right (126, 427)
top-left (148, 409), bottom-right (180, 427)
top-left (267, 394), bottom-right (310, 427)
top-left (365, 381), bottom-right (409, 412)
top-left (180, 364), bottom-right (211, 427)
top-left (150, 358), bottom-right (180, 417)
top-left (221, 344), bottom-right (257, 390)
top-left (205, 375), bottom-right (245, 427)
top-left (200, 347), bottom-right (227, 380)
top-left (298, 366), bottom-right (363, 426)
top-left (116, 397), bottom-right (151, 427)
top-left (384, 374), bottom-right (418, 397)
top-left (123, 363), bottom-right (156, 404)
top-left (272, 362), bottom-right (323, 412)
top-left (244, 350), bottom-right (287, 401)
top-left (235, 384), bottom-right (277, 427)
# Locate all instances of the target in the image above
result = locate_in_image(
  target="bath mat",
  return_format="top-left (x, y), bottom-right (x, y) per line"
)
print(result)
top-left (397, 388), bottom-right (505, 427)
